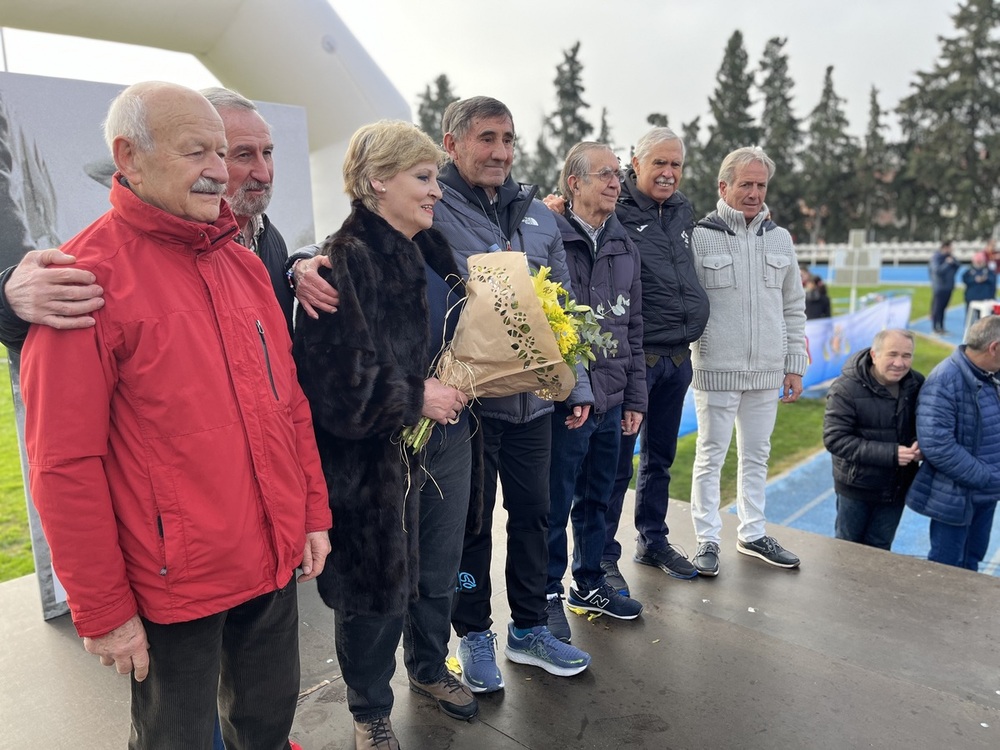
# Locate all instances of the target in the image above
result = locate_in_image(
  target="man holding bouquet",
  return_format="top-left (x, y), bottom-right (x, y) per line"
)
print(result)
top-left (433, 96), bottom-right (594, 691)
top-left (543, 142), bottom-right (647, 644)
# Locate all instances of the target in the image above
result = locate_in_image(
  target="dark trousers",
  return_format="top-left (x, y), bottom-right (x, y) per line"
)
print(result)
top-left (130, 578), bottom-right (299, 750)
top-left (929, 503), bottom-right (997, 571)
top-left (453, 413), bottom-right (551, 634)
top-left (930, 288), bottom-right (953, 330)
top-left (336, 422), bottom-right (471, 722)
top-left (605, 354), bottom-right (692, 560)
top-left (834, 494), bottom-right (905, 550)
top-left (547, 404), bottom-right (622, 593)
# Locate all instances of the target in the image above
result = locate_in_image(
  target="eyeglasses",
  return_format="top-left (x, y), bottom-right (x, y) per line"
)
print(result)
top-left (584, 168), bottom-right (623, 184)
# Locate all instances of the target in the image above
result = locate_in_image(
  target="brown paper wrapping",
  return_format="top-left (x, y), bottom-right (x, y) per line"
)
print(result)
top-left (435, 251), bottom-right (576, 402)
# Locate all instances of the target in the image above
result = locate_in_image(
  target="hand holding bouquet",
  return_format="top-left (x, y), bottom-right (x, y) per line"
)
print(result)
top-left (401, 252), bottom-right (619, 452)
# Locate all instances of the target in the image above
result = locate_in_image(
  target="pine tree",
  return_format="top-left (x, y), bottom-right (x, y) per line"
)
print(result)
top-left (597, 107), bottom-right (613, 147)
top-left (897, 0), bottom-right (1000, 239)
top-left (857, 87), bottom-right (893, 239)
top-left (679, 116), bottom-right (715, 217)
top-left (646, 113), bottom-right (669, 128)
top-left (757, 37), bottom-right (803, 234)
top-left (703, 31), bottom-right (760, 174)
top-left (800, 66), bottom-right (861, 243)
top-left (416, 74), bottom-right (459, 145)
top-left (524, 42), bottom-right (594, 192)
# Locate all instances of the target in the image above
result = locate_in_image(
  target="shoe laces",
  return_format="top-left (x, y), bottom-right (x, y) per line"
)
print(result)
top-left (698, 541), bottom-right (720, 556)
top-left (759, 536), bottom-right (781, 553)
top-left (664, 543), bottom-right (689, 561)
top-left (466, 631), bottom-right (497, 663)
top-left (365, 716), bottom-right (394, 746)
top-left (440, 671), bottom-right (467, 696)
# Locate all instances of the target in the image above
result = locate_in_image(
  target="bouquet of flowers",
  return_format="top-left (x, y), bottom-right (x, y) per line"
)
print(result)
top-left (401, 251), bottom-right (619, 451)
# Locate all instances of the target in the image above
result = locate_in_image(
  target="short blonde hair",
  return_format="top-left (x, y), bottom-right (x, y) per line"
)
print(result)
top-left (343, 120), bottom-right (445, 212)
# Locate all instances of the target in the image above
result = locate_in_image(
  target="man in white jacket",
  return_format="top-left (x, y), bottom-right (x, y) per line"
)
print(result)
top-left (688, 147), bottom-right (808, 576)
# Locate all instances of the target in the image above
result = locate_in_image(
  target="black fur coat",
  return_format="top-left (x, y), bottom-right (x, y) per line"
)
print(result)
top-left (293, 203), bottom-right (464, 616)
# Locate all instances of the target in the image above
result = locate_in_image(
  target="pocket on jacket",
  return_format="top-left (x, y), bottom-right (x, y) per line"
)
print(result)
top-left (701, 254), bottom-right (735, 289)
top-left (764, 254), bottom-right (790, 288)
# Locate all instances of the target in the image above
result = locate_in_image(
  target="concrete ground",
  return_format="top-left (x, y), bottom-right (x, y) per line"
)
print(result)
top-left (3, 496), bottom-right (999, 749)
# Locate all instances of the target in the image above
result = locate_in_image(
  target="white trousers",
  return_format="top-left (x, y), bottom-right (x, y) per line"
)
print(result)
top-left (690, 388), bottom-right (779, 545)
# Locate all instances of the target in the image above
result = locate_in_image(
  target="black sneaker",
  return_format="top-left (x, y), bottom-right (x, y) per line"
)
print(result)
top-left (693, 541), bottom-right (720, 576)
top-left (545, 593), bottom-right (572, 643)
top-left (567, 582), bottom-right (643, 619)
top-left (634, 543), bottom-right (698, 579)
top-left (600, 560), bottom-right (630, 596)
top-left (737, 535), bottom-right (800, 568)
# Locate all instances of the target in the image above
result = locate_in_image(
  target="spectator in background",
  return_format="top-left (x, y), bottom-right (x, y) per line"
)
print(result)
top-left (804, 274), bottom-right (831, 319)
top-left (929, 239), bottom-right (959, 334)
top-left (906, 315), bottom-right (1000, 571)
top-left (824, 329), bottom-right (923, 550)
top-left (962, 252), bottom-right (996, 316)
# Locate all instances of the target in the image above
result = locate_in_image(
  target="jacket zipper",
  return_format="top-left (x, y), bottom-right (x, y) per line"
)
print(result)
top-left (256, 320), bottom-right (280, 401)
top-left (156, 515), bottom-right (167, 576)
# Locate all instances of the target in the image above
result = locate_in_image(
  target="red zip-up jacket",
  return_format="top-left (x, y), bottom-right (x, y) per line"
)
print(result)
top-left (22, 177), bottom-right (331, 637)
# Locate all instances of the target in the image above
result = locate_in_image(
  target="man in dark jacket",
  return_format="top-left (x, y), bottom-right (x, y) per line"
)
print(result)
top-left (433, 97), bottom-right (593, 692)
top-left (824, 329), bottom-right (924, 550)
top-left (543, 142), bottom-right (646, 644)
top-left (602, 127), bottom-right (710, 593)
top-left (928, 239), bottom-right (958, 334)
top-left (906, 315), bottom-right (1000, 570)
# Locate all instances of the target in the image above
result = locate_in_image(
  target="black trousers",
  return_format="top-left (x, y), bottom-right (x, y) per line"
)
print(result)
top-left (130, 578), bottom-right (299, 750)
top-left (453, 413), bottom-right (551, 634)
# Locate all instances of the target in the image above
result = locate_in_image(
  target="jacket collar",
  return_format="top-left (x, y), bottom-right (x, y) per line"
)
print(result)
top-left (110, 173), bottom-right (238, 252)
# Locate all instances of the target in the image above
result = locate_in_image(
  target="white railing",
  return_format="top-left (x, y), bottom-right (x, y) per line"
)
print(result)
top-left (796, 241), bottom-right (985, 266)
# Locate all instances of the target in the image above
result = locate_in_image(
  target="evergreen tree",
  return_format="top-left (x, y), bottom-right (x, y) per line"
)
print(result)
top-left (597, 107), bottom-right (613, 147)
top-left (646, 113), bottom-right (669, 128)
top-left (800, 66), bottom-right (861, 243)
top-left (545, 42), bottom-right (594, 160)
top-left (897, 0), bottom-right (1000, 239)
top-left (704, 31), bottom-right (760, 174)
top-left (757, 37), bottom-right (803, 234)
top-left (416, 74), bottom-right (459, 145)
top-left (523, 42), bottom-right (594, 192)
top-left (679, 116), bottom-right (715, 217)
top-left (857, 86), bottom-right (893, 239)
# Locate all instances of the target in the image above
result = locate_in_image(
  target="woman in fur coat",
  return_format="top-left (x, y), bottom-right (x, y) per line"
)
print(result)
top-left (293, 121), bottom-right (476, 749)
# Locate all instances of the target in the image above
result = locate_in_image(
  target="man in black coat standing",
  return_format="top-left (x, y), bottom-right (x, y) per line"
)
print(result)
top-left (823, 329), bottom-right (924, 550)
top-left (602, 127), bottom-right (710, 593)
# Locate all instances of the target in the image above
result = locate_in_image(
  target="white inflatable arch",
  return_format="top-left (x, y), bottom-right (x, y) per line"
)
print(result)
top-left (0, 0), bottom-right (410, 238)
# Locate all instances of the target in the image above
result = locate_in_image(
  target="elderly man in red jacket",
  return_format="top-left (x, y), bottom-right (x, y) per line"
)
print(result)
top-left (20, 81), bottom-right (331, 749)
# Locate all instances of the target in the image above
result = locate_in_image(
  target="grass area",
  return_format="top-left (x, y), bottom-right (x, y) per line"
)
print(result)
top-left (0, 351), bottom-right (31, 582)
top-left (0, 283), bottom-right (962, 583)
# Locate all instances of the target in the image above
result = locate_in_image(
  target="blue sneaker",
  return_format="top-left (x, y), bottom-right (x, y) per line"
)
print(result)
top-left (456, 630), bottom-right (504, 693)
top-left (503, 623), bottom-right (591, 677)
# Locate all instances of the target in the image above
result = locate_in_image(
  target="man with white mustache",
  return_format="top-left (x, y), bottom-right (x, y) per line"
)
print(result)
top-left (0, 88), bottom-right (338, 347)
top-left (602, 127), bottom-right (710, 596)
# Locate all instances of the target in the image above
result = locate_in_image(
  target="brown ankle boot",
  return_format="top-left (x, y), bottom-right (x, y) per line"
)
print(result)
top-left (353, 715), bottom-right (400, 750)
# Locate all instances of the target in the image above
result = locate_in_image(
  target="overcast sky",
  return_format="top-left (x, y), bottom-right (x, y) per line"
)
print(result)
top-left (1, 0), bottom-right (963, 150)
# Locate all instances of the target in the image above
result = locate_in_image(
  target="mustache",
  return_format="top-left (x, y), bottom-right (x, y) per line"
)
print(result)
top-left (191, 177), bottom-right (227, 195)
top-left (238, 179), bottom-right (271, 195)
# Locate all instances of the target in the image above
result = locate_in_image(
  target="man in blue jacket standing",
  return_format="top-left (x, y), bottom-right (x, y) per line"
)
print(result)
top-left (433, 97), bottom-right (593, 692)
top-left (928, 239), bottom-right (959, 334)
top-left (543, 142), bottom-right (647, 644)
top-left (906, 315), bottom-right (1000, 570)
